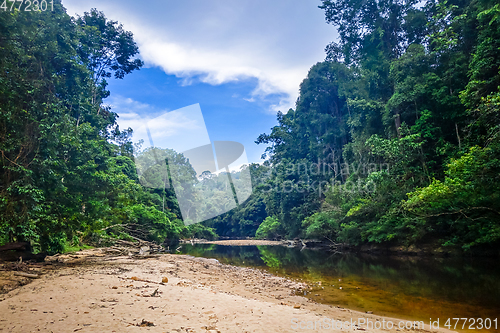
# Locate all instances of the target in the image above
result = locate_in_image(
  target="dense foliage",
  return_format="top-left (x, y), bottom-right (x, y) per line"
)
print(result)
top-left (0, 2), bottom-right (215, 253)
top-left (211, 0), bottom-right (500, 251)
top-left (1, 0), bottom-right (499, 254)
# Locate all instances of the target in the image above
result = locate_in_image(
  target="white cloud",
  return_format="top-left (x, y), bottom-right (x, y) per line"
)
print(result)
top-left (108, 96), bottom-right (211, 153)
top-left (62, 0), bottom-right (336, 112)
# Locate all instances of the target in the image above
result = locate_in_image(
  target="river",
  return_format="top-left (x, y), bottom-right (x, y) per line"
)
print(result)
top-left (178, 243), bottom-right (500, 332)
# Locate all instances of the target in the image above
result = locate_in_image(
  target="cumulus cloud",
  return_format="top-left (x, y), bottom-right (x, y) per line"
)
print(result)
top-left (62, 0), bottom-right (336, 112)
top-left (108, 96), bottom-right (211, 153)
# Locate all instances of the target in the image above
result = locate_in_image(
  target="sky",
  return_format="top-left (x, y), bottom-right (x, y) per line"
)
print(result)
top-left (62, 0), bottom-right (338, 164)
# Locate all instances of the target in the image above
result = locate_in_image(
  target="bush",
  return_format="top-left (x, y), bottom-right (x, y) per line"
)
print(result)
top-left (255, 216), bottom-right (282, 239)
top-left (186, 223), bottom-right (218, 240)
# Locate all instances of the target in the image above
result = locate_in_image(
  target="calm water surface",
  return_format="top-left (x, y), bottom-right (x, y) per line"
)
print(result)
top-left (178, 244), bottom-right (500, 331)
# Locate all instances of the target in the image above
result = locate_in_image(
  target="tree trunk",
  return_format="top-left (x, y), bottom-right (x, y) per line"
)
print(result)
top-left (0, 242), bottom-right (30, 252)
top-left (395, 113), bottom-right (401, 138)
top-left (455, 123), bottom-right (461, 149)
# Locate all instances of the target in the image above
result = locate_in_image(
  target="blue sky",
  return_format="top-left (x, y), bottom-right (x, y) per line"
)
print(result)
top-left (62, 0), bottom-right (338, 163)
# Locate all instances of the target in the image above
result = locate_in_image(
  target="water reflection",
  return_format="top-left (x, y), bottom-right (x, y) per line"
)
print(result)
top-left (178, 244), bottom-right (500, 331)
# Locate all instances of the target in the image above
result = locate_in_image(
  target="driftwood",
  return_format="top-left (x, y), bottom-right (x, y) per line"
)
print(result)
top-left (0, 251), bottom-right (46, 262)
top-left (14, 271), bottom-right (40, 279)
top-left (103, 237), bottom-right (165, 257)
top-left (113, 239), bottom-right (138, 247)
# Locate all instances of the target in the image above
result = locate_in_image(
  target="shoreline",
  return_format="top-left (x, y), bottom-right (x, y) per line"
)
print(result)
top-left (183, 238), bottom-right (500, 257)
top-left (183, 239), bottom-right (288, 246)
top-left (0, 248), bottom-right (456, 332)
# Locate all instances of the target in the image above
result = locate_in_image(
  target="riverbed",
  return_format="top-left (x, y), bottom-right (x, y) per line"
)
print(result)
top-left (0, 249), bottom-right (457, 333)
top-left (177, 243), bottom-right (500, 332)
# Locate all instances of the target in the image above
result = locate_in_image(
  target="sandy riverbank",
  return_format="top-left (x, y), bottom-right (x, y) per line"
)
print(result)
top-left (0, 249), bottom-right (455, 333)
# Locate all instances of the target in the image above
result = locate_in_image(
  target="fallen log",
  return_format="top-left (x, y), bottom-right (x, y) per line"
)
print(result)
top-left (0, 251), bottom-right (46, 262)
top-left (113, 239), bottom-right (139, 247)
top-left (14, 272), bottom-right (40, 279)
top-left (0, 242), bottom-right (30, 252)
top-left (110, 237), bottom-right (165, 253)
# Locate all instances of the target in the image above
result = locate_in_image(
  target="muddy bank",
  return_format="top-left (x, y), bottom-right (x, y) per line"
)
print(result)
top-left (0, 249), bottom-right (456, 332)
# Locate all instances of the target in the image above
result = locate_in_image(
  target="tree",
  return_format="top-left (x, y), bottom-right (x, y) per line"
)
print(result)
top-left (76, 9), bottom-right (143, 105)
top-left (0, 1), bottom-right (146, 253)
top-left (248, 0), bottom-right (500, 251)
top-left (320, 0), bottom-right (417, 64)
top-left (404, 146), bottom-right (500, 248)
top-left (255, 216), bottom-right (282, 240)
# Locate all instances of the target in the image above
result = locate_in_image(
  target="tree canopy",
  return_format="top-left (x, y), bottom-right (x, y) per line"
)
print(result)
top-left (0, 2), bottom-right (215, 253)
top-left (1, 0), bottom-right (499, 254)
top-left (212, 0), bottom-right (500, 252)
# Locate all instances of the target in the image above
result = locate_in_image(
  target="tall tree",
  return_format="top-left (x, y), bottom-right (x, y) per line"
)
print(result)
top-left (76, 8), bottom-right (143, 106)
top-left (0, 1), bottom-right (146, 252)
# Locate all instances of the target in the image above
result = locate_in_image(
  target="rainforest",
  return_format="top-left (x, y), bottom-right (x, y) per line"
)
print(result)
top-left (1, 0), bottom-right (499, 255)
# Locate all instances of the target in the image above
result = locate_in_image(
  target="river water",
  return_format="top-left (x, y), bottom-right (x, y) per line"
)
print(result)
top-left (178, 244), bottom-right (500, 331)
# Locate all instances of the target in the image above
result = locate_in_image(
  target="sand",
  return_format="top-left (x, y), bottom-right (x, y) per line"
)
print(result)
top-left (187, 239), bottom-right (286, 246)
top-left (0, 249), bottom-right (455, 333)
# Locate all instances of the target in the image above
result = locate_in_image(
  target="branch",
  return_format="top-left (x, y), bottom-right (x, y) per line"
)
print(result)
top-left (0, 150), bottom-right (23, 168)
top-left (101, 223), bottom-right (142, 231)
top-left (412, 206), bottom-right (500, 218)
